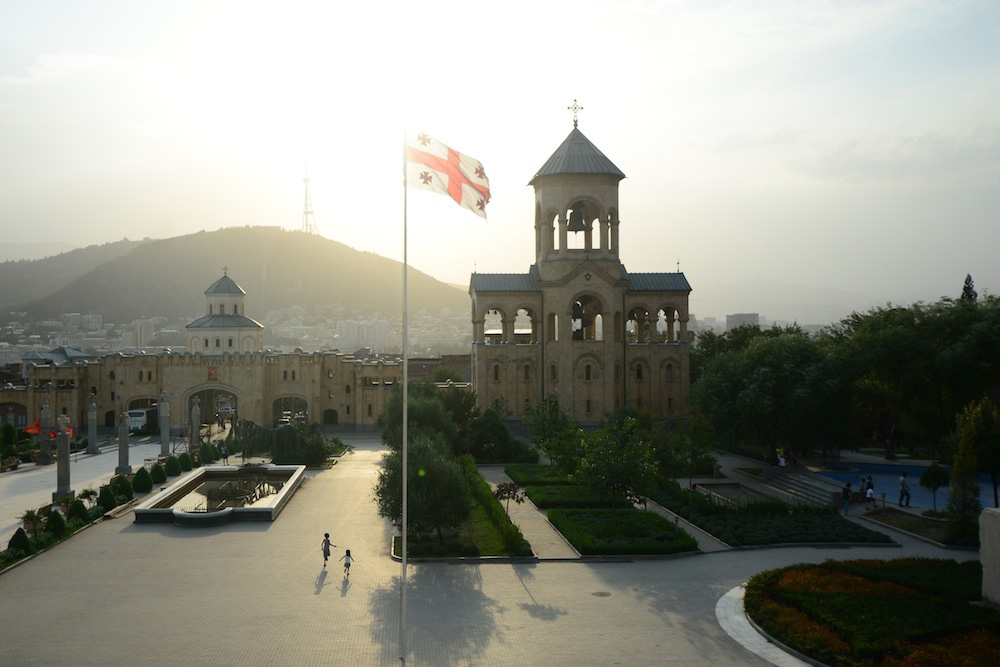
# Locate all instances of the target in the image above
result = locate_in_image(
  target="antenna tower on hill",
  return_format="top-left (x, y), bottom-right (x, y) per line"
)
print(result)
top-left (301, 162), bottom-right (319, 235)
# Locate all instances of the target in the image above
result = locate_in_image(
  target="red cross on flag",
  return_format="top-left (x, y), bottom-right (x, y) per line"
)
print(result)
top-left (406, 131), bottom-right (491, 219)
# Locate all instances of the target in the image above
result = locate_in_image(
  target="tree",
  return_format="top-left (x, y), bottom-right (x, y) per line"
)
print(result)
top-left (77, 488), bottom-right (98, 508)
top-left (919, 464), bottom-right (950, 511)
top-left (576, 416), bottom-right (656, 511)
top-left (468, 408), bottom-right (518, 462)
top-left (960, 274), bottom-right (978, 303)
top-left (947, 403), bottom-right (983, 543)
top-left (662, 413), bottom-right (718, 489)
top-left (378, 383), bottom-right (457, 452)
top-left (98, 485), bottom-right (118, 510)
top-left (493, 482), bottom-right (526, 516)
top-left (18, 509), bottom-right (43, 538)
top-left (132, 466), bottom-right (153, 493)
top-left (961, 396), bottom-right (1000, 508)
top-left (7, 527), bottom-right (31, 554)
top-left (527, 398), bottom-right (582, 472)
top-left (373, 433), bottom-right (471, 543)
top-left (44, 509), bottom-right (66, 537)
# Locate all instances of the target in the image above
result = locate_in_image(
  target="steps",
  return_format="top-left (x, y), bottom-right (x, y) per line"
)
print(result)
top-left (763, 470), bottom-right (842, 507)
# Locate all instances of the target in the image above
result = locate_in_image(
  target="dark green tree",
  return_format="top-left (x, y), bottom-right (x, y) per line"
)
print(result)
top-left (960, 274), bottom-right (978, 303)
top-left (177, 452), bottom-right (193, 471)
top-left (98, 485), bottom-right (118, 510)
top-left (662, 412), bottom-right (718, 488)
top-left (526, 398), bottom-right (582, 473)
top-left (373, 433), bottom-right (471, 543)
top-left (44, 509), bottom-right (66, 537)
top-left (7, 527), bottom-right (31, 553)
top-left (165, 456), bottom-right (182, 476)
top-left (378, 383), bottom-right (458, 452)
top-left (947, 402), bottom-right (983, 543)
top-left (493, 482), bottom-right (526, 516)
top-left (67, 499), bottom-right (89, 523)
top-left (150, 462), bottom-right (167, 484)
top-left (132, 466), bottom-right (153, 493)
top-left (919, 463), bottom-right (950, 511)
top-left (576, 416), bottom-right (656, 511)
top-left (112, 474), bottom-right (133, 500)
top-left (962, 396), bottom-right (1000, 508)
top-left (468, 407), bottom-right (518, 462)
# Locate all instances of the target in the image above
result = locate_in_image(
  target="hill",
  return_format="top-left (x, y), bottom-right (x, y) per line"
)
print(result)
top-left (0, 238), bottom-right (147, 311)
top-left (3, 227), bottom-right (468, 323)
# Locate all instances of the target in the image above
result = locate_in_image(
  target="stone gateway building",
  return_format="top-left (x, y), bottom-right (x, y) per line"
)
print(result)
top-left (470, 123), bottom-right (691, 424)
top-left (0, 274), bottom-right (402, 434)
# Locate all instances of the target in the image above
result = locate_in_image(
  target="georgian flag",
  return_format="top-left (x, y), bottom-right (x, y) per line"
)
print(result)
top-left (406, 131), bottom-right (491, 219)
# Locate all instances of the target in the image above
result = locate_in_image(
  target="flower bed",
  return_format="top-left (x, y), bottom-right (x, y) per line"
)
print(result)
top-left (744, 559), bottom-right (1000, 666)
top-left (652, 481), bottom-right (892, 546)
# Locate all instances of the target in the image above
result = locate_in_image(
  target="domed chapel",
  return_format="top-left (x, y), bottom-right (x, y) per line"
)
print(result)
top-left (469, 119), bottom-right (691, 424)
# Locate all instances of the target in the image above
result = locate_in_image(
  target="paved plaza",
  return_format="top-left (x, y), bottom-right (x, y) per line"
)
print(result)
top-left (0, 432), bottom-right (976, 666)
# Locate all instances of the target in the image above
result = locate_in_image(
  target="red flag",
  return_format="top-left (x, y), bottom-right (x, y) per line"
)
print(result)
top-left (68, 427), bottom-right (74, 439)
top-left (406, 131), bottom-right (490, 219)
top-left (24, 419), bottom-right (41, 435)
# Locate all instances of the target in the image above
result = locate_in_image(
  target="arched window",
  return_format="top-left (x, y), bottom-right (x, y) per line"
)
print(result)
top-left (283, 370), bottom-right (288, 381)
top-left (346, 405), bottom-right (350, 414)
top-left (666, 364), bottom-right (674, 381)
top-left (668, 397), bottom-right (673, 413)
top-left (585, 364), bottom-right (592, 381)
top-left (292, 370), bottom-right (297, 381)
top-left (493, 365), bottom-right (500, 382)
top-left (138, 371), bottom-right (143, 382)
top-left (204, 338), bottom-right (209, 348)
top-left (209, 305), bottom-right (213, 315)
top-left (586, 399), bottom-right (591, 414)
top-left (367, 404), bottom-right (373, 417)
top-left (572, 295), bottom-right (604, 341)
top-left (215, 338), bottom-right (221, 348)
top-left (636, 364), bottom-right (644, 381)
top-left (523, 364), bottom-right (530, 382)
top-left (550, 365), bottom-right (557, 383)
top-left (147, 371), bottom-right (153, 381)
top-left (345, 385), bottom-right (351, 394)
top-left (228, 338), bottom-right (234, 348)
top-left (109, 371), bottom-right (116, 381)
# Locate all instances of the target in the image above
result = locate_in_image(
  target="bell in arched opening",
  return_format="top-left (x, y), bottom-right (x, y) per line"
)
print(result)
top-left (567, 206), bottom-right (587, 232)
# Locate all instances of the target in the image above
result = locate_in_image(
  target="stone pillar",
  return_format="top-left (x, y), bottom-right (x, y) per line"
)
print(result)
top-left (159, 393), bottom-right (170, 457)
top-left (982, 508), bottom-right (1000, 605)
top-left (115, 410), bottom-right (131, 475)
top-left (37, 396), bottom-right (53, 465)
top-left (190, 397), bottom-right (201, 453)
top-left (54, 414), bottom-right (74, 502)
top-left (86, 394), bottom-right (99, 455)
top-left (558, 215), bottom-right (568, 253)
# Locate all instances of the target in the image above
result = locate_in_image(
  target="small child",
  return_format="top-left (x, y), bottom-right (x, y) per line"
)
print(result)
top-left (339, 549), bottom-right (353, 576)
top-left (865, 485), bottom-right (875, 511)
top-left (321, 533), bottom-right (335, 567)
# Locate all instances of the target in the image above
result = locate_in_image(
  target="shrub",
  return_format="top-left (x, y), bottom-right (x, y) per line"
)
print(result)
top-left (504, 464), bottom-right (573, 486)
top-left (165, 456), bottom-right (182, 476)
top-left (88, 506), bottom-right (105, 521)
top-left (458, 456), bottom-right (532, 556)
top-left (132, 467), bottom-right (153, 493)
top-left (112, 475), bottom-right (134, 500)
top-left (7, 527), bottom-right (31, 553)
top-left (524, 485), bottom-right (625, 509)
top-left (67, 499), bottom-right (89, 524)
top-left (548, 508), bottom-right (698, 555)
top-left (98, 485), bottom-right (118, 510)
top-left (44, 509), bottom-right (66, 537)
top-left (178, 452), bottom-right (192, 471)
top-left (150, 463), bottom-right (167, 484)
top-left (199, 444), bottom-right (215, 465)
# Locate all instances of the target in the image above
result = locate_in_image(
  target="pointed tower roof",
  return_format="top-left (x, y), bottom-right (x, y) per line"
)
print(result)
top-left (529, 127), bottom-right (626, 185)
top-left (204, 274), bottom-right (246, 295)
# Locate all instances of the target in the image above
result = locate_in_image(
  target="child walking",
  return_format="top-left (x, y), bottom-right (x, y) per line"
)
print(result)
top-left (339, 549), bottom-right (353, 576)
top-left (321, 533), bottom-right (335, 567)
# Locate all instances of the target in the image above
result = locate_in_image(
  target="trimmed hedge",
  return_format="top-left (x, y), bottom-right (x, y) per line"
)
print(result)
top-left (132, 467), bottom-right (153, 493)
top-left (504, 464), bottom-right (573, 486)
top-left (524, 485), bottom-right (626, 509)
top-left (178, 452), bottom-right (192, 471)
top-left (112, 475), bottom-right (133, 500)
top-left (165, 456), bottom-right (182, 476)
top-left (44, 510), bottom-right (66, 537)
top-left (547, 508), bottom-right (698, 555)
top-left (651, 481), bottom-right (891, 546)
top-left (67, 499), bottom-right (89, 523)
top-left (7, 527), bottom-right (31, 553)
top-left (458, 455), bottom-right (532, 556)
top-left (745, 559), bottom-right (1000, 666)
top-left (98, 485), bottom-right (118, 510)
top-left (150, 463), bottom-right (167, 484)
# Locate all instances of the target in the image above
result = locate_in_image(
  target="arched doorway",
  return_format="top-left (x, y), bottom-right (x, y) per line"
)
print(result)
top-left (323, 409), bottom-right (338, 425)
top-left (273, 396), bottom-right (308, 427)
top-left (187, 387), bottom-right (240, 436)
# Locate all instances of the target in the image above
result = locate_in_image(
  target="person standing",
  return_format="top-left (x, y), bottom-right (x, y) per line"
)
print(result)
top-left (842, 482), bottom-right (852, 516)
top-left (220, 443), bottom-right (229, 465)
top-left (899, 472), bottom-right (912, 507)
top-left (339, 549), bottom-right (353, 576)
top-left (865, 484), bottom-right (876, 511)
top-left (321, 533), bottom-right (335, 567)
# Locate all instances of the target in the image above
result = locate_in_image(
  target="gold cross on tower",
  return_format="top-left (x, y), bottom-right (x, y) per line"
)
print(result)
top-left (222, 266), bottom-right (229, 276)
top-left (567, 99), bottom-right (583, 128)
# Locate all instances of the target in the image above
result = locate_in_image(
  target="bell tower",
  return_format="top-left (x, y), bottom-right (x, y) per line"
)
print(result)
top-left (530, 101), bottom-right (625, 271)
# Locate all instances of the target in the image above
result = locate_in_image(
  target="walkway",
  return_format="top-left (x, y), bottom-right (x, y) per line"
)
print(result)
top-left (478, 466), bottom-right (579, 559)
top-left (0, 434), bottom-right (979, 666)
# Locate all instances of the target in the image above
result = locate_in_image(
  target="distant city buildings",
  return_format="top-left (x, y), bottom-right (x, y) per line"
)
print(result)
top-left (726, 313), bottom-right (760, 330)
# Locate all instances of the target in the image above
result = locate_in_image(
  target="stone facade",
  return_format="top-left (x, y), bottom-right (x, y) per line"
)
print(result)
top-left (0, 275), bottom-right (402, 433)
top-left (470, 125), bottom-right (691, 424)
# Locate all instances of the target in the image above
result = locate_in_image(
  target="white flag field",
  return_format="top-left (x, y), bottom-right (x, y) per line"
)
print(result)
top-left (405, 131), bottom-right (491, 219)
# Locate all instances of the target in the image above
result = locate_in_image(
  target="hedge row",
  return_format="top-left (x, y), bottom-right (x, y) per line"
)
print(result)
top-left (503, 464), bottom-right (573, 486)
top-left (458, 456), bottom-right (532, 557)
top-left (547, 508), bottom-right (698, 556)
top-left (524, 485), bottom-right (627, 510)
top-left (651, 481), bottom-right (891, 546)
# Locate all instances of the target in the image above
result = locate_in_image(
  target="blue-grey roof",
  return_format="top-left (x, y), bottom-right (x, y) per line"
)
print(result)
top-left (626, 272), bottom-right (692, 292)
top-left (204, 275), bottom-right (246, 295)
top-left (186, 315), bottom-right (263, 329)
top-left (470, 272), bottom-right (539, 293)
top-left (529, 128), bottom-right (626, 184)
top-left (23, 347), bottom-right (95, 365)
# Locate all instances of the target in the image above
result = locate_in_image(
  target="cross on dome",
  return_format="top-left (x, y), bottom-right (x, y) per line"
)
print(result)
top-left (567, 99), bottom-right (584, 128)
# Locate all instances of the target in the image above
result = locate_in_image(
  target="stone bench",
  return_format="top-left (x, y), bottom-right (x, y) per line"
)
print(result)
top-left (1, 456), bottom-right (20, 472)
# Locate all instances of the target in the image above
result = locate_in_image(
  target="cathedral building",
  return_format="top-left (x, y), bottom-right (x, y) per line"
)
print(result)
top-left (470, 123), bottom-right (691, 424)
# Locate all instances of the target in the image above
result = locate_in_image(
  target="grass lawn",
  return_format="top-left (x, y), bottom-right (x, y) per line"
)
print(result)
top-left (394, 502), bottom-right (518, 558)
top-left (865, 507), bottom-right (953, 544)
top-left (745, 558), bottom-right (1000, 666)
top-left (547, 508), bottom-right (699, 555)
top-left (504, 464), bottom-right (573, 486)
top-left (328, 442), bottom-right (350, 457)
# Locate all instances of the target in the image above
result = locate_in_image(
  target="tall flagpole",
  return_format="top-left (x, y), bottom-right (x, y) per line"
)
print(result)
top-left (400, 131), bottom-right (409, 666)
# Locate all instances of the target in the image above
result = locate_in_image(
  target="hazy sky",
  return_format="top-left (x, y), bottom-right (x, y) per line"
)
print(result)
top-left (1, 1), bottom-right (998, 322)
